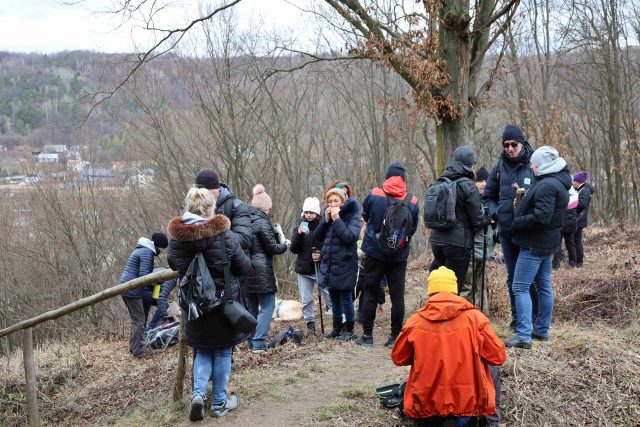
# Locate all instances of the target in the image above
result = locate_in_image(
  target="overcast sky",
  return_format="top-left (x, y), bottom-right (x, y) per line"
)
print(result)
top-left (0, 0), bottom-right (316, 54)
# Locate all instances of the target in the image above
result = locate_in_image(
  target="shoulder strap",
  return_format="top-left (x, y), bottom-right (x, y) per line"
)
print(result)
top-left (220, 234), bottom-right (233, 301)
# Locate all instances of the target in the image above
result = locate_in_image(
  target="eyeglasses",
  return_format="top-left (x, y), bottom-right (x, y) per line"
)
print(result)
top-left (503, 142), bottom-right (520, 149)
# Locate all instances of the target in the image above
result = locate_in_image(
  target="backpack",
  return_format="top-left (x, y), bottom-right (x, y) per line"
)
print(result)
top-left (423, 177), bottom-right (468, 230)
top-left (178, 252), bottom-right (222, 321)
top-left (146, 321), bottom-right (180, 350)
top-left (377, 193), bottom-right (414, 256)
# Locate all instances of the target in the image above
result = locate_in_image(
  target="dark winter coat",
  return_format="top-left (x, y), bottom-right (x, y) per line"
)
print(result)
top-left (561, 205), bottom-right (577, 234)
top-left (216, 184), bottom-right (253, 252)
top-left (511, 169), bottom-right (571, 255)
top-left (361, 176), bottom-right (420, 262)
top-left (247, 206), bottom-right (287, 294)
top-left (290, 218), bottom-right (322, 275)
top-left (313, 198), bottom-right (361, 291)
top-left (428, 162), bottom-right (492, 249)
top-left (167, 215), bottom-right (252, 348)
top-left (483, 143), bottom-right (537, 236)
top-left (576, 182), bottom-right (594, 228)
top-left (119, 238), bottom-right (157, 298)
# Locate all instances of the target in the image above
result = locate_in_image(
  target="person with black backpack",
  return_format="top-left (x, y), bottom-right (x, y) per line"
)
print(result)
top-left (356, 161), bottom-right (419, 348)
top-left (167, 187), bottom-right (252, 421)
top-left (426, 146), bottom-right (491, 292)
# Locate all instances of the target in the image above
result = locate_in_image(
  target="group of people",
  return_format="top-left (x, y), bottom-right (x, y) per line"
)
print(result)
top-left (116, 122), bottom-right (594, 424)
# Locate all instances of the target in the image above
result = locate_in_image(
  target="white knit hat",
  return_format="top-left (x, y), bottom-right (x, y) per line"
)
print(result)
top-left (302, 197), bottom-right (321, 215)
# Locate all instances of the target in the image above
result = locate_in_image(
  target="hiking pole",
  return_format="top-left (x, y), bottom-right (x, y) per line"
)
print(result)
top-left (471, 250), bottom-right (477, 306)
top-left (313, 248), bottom-right (325, 334)
top-left (480, 225), bottom-right (488, 312)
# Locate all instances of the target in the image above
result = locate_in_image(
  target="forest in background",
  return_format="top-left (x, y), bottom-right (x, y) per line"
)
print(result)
top-left (1, 0), bottom-right (639, 353)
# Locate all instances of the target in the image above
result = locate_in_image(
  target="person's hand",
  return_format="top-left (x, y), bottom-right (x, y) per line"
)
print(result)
top-left (325, 209), bottom-right (332, 222)
top-left (285, 239), bottom-right (291, 248)
top-left (312, 250), bottom-right (321, 262)
top-left (297, 225), bottom-right (306, 234)
top-left (330, 206), bottom-right (340, 221)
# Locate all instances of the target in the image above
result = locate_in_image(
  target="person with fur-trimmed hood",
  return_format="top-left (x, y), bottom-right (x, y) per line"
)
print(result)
top-left (392, 267), bottom-right (505, 426)
top-left (246, 184), bottom-right (289, 353)
top-left (119, 232), bottom-right (168, 358)
top-left (312, 187), bottom-right (362, 341)
top-left (357, 161), bottom-right (420, 348)
top-left (167, 187), bottom-right (252, 420)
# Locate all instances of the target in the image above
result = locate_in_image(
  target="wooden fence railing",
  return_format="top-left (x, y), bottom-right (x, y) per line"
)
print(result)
top-left (0, 269), bottom-right (180, 427)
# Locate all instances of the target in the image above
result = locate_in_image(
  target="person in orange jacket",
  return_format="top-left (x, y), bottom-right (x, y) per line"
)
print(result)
top-left (391, 266), bottom-right (506, 426)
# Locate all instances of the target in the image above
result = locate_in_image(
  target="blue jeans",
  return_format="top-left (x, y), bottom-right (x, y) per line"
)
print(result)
top-left (193, 346), bottom-right (233, 405)
top-left (148, 279), bottom-right (177, 330)
top-left (500, 234), bottom-right (538, 325)
top-left (513, 249), bottom-right (554, 340)
top-left (328, 288), bottom-right (355, 322)
top-left (246, 292), bottom-right (275, 350)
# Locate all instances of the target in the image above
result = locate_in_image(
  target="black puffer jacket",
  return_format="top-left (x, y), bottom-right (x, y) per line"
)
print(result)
top-left (483, 143), bottom-right (537, 236)
top-left (511, 169), bottom-right (571, 255)
top-left (313, 198), bottom-right (361, 291)
top-left (429, 161), bottom-right (491, 249)
top-left (167, 214), bottom-right (252, 348)
top-left (290, 218), bottom-right (322, 275)
top-left (576, 183), bottom-right (595, 228)
top-left (216, 184), bottom-right (253, 252)
top-left (247, 206), bottom-right (287, 294)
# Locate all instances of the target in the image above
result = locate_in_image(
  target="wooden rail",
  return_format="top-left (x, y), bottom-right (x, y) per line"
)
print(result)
top-left (0, 269), bottom-right (179, 426)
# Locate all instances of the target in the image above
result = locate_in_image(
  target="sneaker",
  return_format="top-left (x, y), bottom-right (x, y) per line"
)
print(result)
top-left (306, 322), bottom-right (316, 335)
top-left (189, 395), bottom-right (205, 421)
top-left (532, 333), bottom-right (549, 341)
top-left (251, 347), bottom-right (265, 354)
top-left (324, 329), bottom-right (341, 339)
top-left (504, 336), bottom-right (532, 349)
top-left (355, 335), bottom-right (373, 347)
top-left (383, 335), bottom-right (397, 348)
top-left (210, 394), bottom-right (239, 418)
top-left (335, 331), bottom-right (356, 341)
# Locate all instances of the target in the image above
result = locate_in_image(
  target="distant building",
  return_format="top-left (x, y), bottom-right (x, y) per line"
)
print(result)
top-left (44, 144), bottom-right (67, 153)
top-left (67, 160), bottom-right (90, 173)
top-left (35, 153), bottom-right (59, 163)
top-left (80, 167), bottom-right (120, 185)
top-left (127, 168), bottom-right (155, 187)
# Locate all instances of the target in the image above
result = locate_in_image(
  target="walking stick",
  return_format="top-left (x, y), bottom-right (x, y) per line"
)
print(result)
top-left (471, 249), bottom-right (477, 306)
top-left (480, 225), bottom-right (488, 312)
top-left (313, 248), bottom-right (325, 334)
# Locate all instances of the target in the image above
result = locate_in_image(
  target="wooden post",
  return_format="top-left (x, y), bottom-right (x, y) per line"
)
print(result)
top-left (22, 328), bottom-right (41, 427)
top-left (172, 312), bottom-right (187, 401)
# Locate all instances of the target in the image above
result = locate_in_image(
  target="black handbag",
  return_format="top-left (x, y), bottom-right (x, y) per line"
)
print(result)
top-left (220, 236), bottom-right (257, 334)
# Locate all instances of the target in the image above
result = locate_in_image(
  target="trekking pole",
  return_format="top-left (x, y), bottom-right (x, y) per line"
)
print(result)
top-left (313, 249), bottom-right (325, 334)
top-left (480, 226), bottom-right (488, 312)
top-left (471, 251), bottom-right (477, 306)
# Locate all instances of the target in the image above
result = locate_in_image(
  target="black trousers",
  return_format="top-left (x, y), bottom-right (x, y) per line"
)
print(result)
top-left (574, 227), bottom-right (585, 266)
top-left (361, 256), bottom-right (407, 337)
top-left (429, 243), bottom-right (471, 293)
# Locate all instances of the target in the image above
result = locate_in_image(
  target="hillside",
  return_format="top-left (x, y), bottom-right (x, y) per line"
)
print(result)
top-left (1, 227), bottom-right (639, 426)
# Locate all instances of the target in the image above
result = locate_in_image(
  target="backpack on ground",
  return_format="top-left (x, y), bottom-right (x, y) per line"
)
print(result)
top-left (377, 192), bottom-right (414, 256)
top-left (146, 321), bottom-right (180, 350)
top-left (423, 177), bottom-right (466, 230)
top-left (178, 252), bottom-right (222, 321)
top-left (268, 325), bottom-right (303, 348)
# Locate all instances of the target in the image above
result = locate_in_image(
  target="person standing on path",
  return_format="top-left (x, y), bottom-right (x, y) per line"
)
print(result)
top-left (356, 161), bottom-right (419, 348)
top-left (572, 171), bottom-right (595, 268)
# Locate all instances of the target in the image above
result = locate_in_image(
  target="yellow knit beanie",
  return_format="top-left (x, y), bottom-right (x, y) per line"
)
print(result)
top-left (427, 266), bottom-right (458, 296)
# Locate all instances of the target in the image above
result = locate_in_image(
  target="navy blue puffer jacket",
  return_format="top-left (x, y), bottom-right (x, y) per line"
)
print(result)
top-left (312, 198), bottom-right (361, 291)
top-left (119, 237), bottom-right (158, 298)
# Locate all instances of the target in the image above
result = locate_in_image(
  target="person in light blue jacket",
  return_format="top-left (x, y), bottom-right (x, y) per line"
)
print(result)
top-left (119, 232), bottom-right (168, 358)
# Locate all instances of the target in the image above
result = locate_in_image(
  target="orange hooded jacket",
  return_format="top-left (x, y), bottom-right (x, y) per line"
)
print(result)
top-left (391, 292), bottom-right (506, 419)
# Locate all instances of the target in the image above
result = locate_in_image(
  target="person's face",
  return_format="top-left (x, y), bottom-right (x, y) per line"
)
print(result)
top-left (210, 188), bottom-right (220, 199)
top-left (327, 195), bottom-right (344, 208)
top-left (572, 181), bottom-right (580, 189)
top-left (503, 140), bottom-right (523, 158)
top-left (303, 211), bottom-right (318, 221)
top-left (475, 180), bottom-right (487, 194)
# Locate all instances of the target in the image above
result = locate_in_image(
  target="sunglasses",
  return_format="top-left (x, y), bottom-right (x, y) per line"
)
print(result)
top-left (503, 142), bottom-right (520, 149)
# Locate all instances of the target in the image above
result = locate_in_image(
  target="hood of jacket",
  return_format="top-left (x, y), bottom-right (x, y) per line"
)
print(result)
top-left (441, 161), bottom-right (475, 181)
top-left (216, 183), bottom-right (235, 207)
top-left (501, 141), bottom-right (534, 167)
top-left (539, 167), bottom-right (572, 190)
top-left (248, 205), bottom-right (269, 222)
top-left (382, 176), bottom-right (408, 198)
top-left (167, 214), bottom-right (230, 241)
top-left (338, 197), bottom-right (361, 221)
top-left (420, 292), bottom-right (476, 322)
top-left (137, 237), bottom-right (156, 254)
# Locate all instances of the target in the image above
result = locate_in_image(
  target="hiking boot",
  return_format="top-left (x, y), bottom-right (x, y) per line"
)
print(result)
top-left (355, 334), bottom-right (373, 347)
top-left (189, 395), bottom-right (205, 421)
top-left (504, 336), bottom-right (532, 349)
top-left (335, 331), bottom-right (356, 341)
top-left (324, 317), bottom-right (342, 339)
top-left (306, 322), bottom-right (316, 335)
top-left (210, 394), bottom-right (239, 418)
top-left (532, 332), bottom-right (549, 341)
top-left (383, 335), bottom-right (397, 348)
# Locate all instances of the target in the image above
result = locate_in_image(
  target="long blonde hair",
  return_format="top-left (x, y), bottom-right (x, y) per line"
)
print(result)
top-left (184, 187), bottom-right (216, 219)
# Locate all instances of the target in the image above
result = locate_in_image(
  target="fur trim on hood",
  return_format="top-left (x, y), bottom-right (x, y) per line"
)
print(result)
top-left (338, 197), bottom-right (361, 221)
top-left (167, 214), bottom-right (230, 241)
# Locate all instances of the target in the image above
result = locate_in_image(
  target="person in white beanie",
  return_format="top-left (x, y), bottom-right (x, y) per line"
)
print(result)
top-left (290, 197), bottom-right (332, 334)
top-left (504, 146), bottom-right (571, 349)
